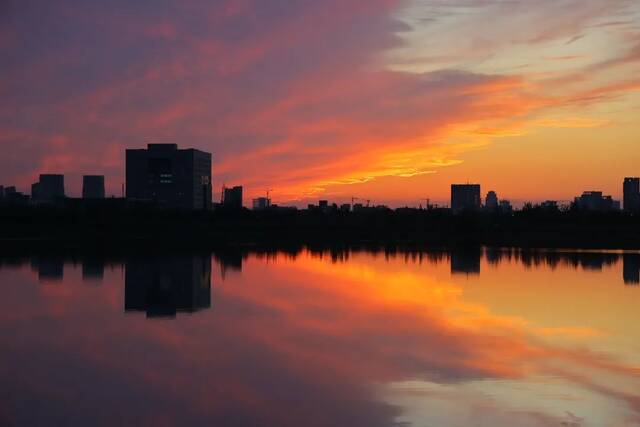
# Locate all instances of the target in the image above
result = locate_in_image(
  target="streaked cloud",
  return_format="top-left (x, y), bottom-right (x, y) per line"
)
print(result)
top-left (0, 0), bottom-right (638, 203)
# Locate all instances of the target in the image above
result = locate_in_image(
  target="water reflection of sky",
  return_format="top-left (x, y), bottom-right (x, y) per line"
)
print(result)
top-left (0, 249), bottom-right (639, 427)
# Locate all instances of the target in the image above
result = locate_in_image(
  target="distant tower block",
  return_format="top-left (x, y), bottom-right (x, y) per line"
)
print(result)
top-left (451, 184), bottom-right (481, 214)
top-left (252, 197), bottom-right (271, 210)
top-left (223, 186), bottom-right (243, 209)
top-left (82, 175), bottom-right (105, 199)
top-left (623, 177), bottom-right (640, 213)
top-left (32, 174), bottom-right (65, 202)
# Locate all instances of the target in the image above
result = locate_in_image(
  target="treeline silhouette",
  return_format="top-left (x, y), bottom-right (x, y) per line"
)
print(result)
top-left (1, 201), bottom-right (639, 249)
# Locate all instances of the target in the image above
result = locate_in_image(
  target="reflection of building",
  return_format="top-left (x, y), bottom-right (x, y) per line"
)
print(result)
top-left (82, 175), bottom-right (105, 199)
top-left (451, 184), bottom-right (481, 214)
top-left (32, 174), bottom-right (65, 203)
top-left (215, 250), bottom-right (243, 279)
top-left (125, 254), bottom-right (211, 317)
top-left (82, 256), bottom-right (105, 281)
top-left (623, 254), bottom-right (640, 285)
top-left (624, 177), bottom-right (640, 213)
top-left (31, 257), bottom-right (64, 282)
top-left (222, 186), bottom-right (243, 209)
top-left (451, 248), bottom-right (481, 275)
top-left (126, 143), bottom-right (212, 210)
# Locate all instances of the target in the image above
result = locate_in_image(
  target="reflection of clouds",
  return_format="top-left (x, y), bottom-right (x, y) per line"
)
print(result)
top-left (0, 251), bottom-right (639, 426)
top-left (251, 253), bottom-right (640, 424)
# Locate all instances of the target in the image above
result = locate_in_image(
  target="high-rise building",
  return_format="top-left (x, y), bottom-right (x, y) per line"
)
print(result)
top-left (82, 175), bottom-right (105, 199)
top-left (126, 143), bottom-right (212, 210)
top-left (623, 177), bottom-right (640, 213)
top-left (485, 191), bottom-right (498, 210)
top-left (0, 185), bottom-right (4, 199)
top-left (32, 174), bottom-right (65, 202)
top-left (222, 186), bottom-right (243, 209)
top-left (451, 184), bottom-right (481, 214)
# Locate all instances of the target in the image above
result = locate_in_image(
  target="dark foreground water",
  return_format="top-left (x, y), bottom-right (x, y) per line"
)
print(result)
top-left (1, 248), bottom-right (639, 427)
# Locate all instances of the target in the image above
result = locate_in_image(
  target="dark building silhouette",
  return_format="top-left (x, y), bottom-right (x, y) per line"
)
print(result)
top-left (540, 200), bottom-right (559, 210)
top-left (573, 191), bottom-right (620, 212)
top-left (252, 197), bottom-right (271, 210)
top-left (624, 177), bottom-right (640, 213)
top-left (126, 143), bottom-right (212, 210)
top-left (82, 175), bottom-right (105, 199)
top-left (2, 186), bottom-right (29, 205)
top-left (222, 186), bottom-right (243, 209)
top-left (499, 200), bottom-right (513, 213)
top-left (451, 248), bottom-right (481, 275)
top-left (451, 184), bottom-right (481, 214)
top-left (623, 254), bottom-right (640, 285)
top-left (125, 254), bottom-right (211, 317)
top-left (32, 174), bottom-right (65, 203)
top-left (0, 185), bottom-right (3, 199)
top-left (485, 191), bottom-right (498, 211)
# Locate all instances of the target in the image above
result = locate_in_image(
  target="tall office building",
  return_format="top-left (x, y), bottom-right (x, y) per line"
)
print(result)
top-left (451, 184), bottom-right (481, 214)
top-left (222, 186), bottom-right (243, 209)
top-left (126, 143), bottom-right (212, 210)
top-left (82, 175), bottom-right (105, 199)
top-left (32, 174), bottom-right (65, 202)
top-left (623, 177), bottom-right (640, 213)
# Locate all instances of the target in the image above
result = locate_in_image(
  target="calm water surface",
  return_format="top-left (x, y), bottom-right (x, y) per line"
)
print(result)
top-left (1, 248), bottom-right (639, 427)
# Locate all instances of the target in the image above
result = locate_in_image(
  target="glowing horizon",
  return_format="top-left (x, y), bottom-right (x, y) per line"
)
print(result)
top-left (1, 0), bottom-right (639, 206)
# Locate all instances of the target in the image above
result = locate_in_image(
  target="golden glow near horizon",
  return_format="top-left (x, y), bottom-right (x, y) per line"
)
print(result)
top-left (1, 1), bottom-right (639, 205)
top-left (365, 0), bottom-right (640, 205)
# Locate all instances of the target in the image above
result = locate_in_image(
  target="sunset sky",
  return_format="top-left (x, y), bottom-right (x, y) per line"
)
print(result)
top-left (2, 0), bottom-right (639, 206)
